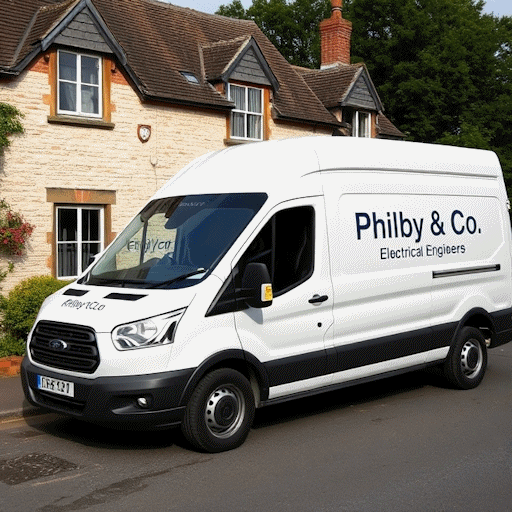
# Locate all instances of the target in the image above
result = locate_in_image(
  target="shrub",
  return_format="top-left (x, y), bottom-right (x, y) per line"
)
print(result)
top-left (0, 276), bottom-right (71, 353)
top-left (0, 333), bottom-right (25, 358)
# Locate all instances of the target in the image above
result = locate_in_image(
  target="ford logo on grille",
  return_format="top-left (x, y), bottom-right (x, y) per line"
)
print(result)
top-left (49, 339), bottom-right (68, 351)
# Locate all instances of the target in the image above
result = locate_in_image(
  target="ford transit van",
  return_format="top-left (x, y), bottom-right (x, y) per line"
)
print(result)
top-left (21, 137), bottom-right (512, 452)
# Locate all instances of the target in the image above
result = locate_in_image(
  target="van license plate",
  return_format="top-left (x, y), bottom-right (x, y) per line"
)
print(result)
top-left (37, 375), bottom-right (74, 398)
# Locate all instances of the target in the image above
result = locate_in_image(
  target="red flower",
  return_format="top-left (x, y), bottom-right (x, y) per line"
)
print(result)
top-left (0, 200), bottom-right (35, 256)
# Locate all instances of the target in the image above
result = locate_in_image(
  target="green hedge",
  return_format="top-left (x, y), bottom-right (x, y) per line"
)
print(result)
top-left (0, 275), bottom-right (71, 356)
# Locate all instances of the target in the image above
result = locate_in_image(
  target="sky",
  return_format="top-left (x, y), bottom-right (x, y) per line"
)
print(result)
top-left (165, 0), bottom-right (512, 18)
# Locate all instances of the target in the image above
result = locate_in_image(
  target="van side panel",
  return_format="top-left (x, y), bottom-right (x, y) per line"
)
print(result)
top-left (323, 169), bottom-right (512, 385)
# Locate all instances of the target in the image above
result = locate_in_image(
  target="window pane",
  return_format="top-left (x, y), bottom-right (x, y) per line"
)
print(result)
top-left (59, 52), bottom-right (76, 81)
top-left (58, 209), bottom-right (77, 242)
top-left (59, 82), bottom-right (77, 112)
top-left (230, 85), bottom-right (245, 110)
top-left (358, 113), bottom-right (369, 138)
top-left (247, 114), bottom-right (262, 139)
top-left (248, 88), bottom-right (262, 113)
top-left (82, 209), bottom-right (100, 242)
top-left (274, 207), bottom-right (314, 293)
top-left (81, 56), bottom-right (99, 85)
top-left (231, 112), bottom-right (245, 137)
top-left (236, 206), bottom-right (314, 296)
top-left (81, 85), bottom-right (99, 114)
top-left (82, 243), bottom-right (101, 271)
top-left (58, 243), bottom-right (77, 277)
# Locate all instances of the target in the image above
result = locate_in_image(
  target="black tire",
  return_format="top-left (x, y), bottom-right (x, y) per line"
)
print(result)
top-left (444, 326), bottom-right (487, 389)
top-left (181, 368), bottom-right (255, 453)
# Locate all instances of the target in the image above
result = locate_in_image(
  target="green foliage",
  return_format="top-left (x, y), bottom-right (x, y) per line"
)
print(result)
top-left (0, 102), bottom-right (24, 151)
top-left (0, 333), bottom-right (26, 358)
top-left (217, 0), bottom-right (248, 18)
top-left (342, 0), bottom-right (512, 190)
top-left (217, 0), bottom-right (331, 68)
top-left (0, 276), bottom-right (71, 350)
top-left (437, 121), bottom-right (492, 150)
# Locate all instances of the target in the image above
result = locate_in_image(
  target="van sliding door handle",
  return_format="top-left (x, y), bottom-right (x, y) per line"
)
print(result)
top-left (309, 294), bottom-right (328, 304)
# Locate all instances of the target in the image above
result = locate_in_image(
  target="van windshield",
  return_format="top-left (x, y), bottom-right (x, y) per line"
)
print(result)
top-left (86, 193), bottom-right (267, 289)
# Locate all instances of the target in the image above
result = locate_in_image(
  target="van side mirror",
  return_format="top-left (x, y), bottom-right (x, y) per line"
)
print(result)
top-left (241, 262), bottom-right (273, 309)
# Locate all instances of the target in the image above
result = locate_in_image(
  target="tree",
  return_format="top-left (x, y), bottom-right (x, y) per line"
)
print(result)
top-left (344, 0), bottom-right (494, 139)
top-left (0, 103), bottom-right (24, 153)
top-left (343, 0), bottom-right (512, 185)
top-left (217, 0), bottom-right (331, 68)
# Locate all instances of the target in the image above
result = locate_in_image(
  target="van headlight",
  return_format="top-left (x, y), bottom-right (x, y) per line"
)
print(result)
top-left (112, 309), bottom-right (185, 350)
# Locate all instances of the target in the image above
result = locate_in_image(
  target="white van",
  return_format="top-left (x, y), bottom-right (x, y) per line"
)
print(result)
top-left (21, 137), bottom-right (512, 452)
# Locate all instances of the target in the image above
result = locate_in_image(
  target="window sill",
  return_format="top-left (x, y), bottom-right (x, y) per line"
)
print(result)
top-left (48, 115), bottom-right (115, 130)
top-left (224, 138), bottom-right (262, 146)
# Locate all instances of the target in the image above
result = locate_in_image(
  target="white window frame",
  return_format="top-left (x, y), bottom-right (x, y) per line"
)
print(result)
top-left (228, 83), bottom-right (264, 141)
top-left (57, 49), bottom-right (102, 118)
top-left (353, 111), bottom-right (371, 138)
top-left (56, 206), bottom-right (104, 279)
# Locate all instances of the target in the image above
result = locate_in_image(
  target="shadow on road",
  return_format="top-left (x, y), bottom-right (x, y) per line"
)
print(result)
top-left (253, 366), bottom-right (447, 429)
top-left (25, 367), bottom-right (447, 451)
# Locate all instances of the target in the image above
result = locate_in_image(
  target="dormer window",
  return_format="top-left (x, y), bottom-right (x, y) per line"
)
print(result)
top-left (58, 50), bottom-right (102, 117)
top-left (353, 111), bottom-right (370, 138)
top-left (228, 84), bottom-right (264, 141)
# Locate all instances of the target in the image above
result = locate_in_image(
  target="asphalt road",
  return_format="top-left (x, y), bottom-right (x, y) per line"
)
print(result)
top-left (1, 344), bottom-right (511, 512)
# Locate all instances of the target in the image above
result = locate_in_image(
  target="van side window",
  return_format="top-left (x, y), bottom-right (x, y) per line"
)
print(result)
top-left (239, 206), bottom-right (315, 296)
top-left (206, 206), bottom-right (314, 316)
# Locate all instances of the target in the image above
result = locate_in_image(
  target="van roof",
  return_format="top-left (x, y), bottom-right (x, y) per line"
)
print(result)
top-left (153, 137), bottom-right (502, 200)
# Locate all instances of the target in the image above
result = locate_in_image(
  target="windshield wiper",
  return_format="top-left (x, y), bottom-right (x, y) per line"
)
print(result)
top-left (148, 268), bottom-right (208, 289)
top-left (87, 277), bottom-right (147, 288)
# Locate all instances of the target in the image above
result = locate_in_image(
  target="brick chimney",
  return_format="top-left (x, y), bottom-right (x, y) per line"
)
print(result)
top-left (320, 0), bottom-right (352, 68)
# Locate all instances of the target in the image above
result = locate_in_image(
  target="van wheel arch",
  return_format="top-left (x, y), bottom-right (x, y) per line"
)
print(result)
top-left (453, 308), bottom-right (494, 346)
top-left (179, 349), bottom-right (269, 408)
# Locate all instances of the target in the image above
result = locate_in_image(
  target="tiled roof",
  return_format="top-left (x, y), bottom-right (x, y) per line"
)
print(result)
top-left (377, 114), bottom-right (405, 139)
top-left (0, 0), bottom-right (56, 69)
top-left (0, 0), bottom-right (340, 127)
top-left (201, 36), bottom-right (251, 82)
top-left (297, 63), bottom-right (404, 138)
top-left (16, 0), bottom-right (79, 67)
top-left (296, 63), bottom-right (363, 108)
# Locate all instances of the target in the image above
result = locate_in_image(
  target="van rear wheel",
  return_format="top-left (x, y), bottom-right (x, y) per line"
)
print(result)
top-left (444, 326), bottom-right (487, 389)
top-left (181, 368), bottom-right (255, 453)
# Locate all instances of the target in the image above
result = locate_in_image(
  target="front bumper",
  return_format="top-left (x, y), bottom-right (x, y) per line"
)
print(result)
top-left (21, 358), bottom-right (194, 429)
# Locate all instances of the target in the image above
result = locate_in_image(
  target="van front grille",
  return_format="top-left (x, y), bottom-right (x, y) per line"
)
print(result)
top-left (30, 320), bottom-right (99, 374)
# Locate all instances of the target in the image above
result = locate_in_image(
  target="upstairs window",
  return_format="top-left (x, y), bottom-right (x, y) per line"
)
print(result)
top-left (353, 111), bottom-right (371, 138)
top-left (58, 50), bottom-right (102, 117)
top-left (228, 84), bottom-right (263, 141)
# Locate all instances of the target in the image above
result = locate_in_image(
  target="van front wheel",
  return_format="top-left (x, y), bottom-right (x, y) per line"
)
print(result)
top-left (444, 326), bottom-right (487, 389)
top-left (181, 368), bottom-right (255, 452)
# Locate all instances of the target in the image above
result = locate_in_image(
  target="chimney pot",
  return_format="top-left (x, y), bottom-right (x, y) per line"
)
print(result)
top-left (332, 0), bottom-right (342, 18)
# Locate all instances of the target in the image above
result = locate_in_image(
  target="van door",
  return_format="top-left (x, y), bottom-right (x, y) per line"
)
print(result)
top-left (232, 197), bottom-right (334, 400)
